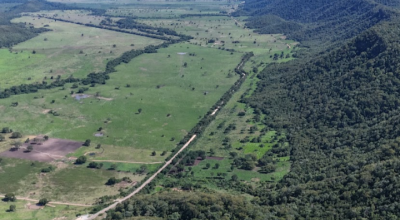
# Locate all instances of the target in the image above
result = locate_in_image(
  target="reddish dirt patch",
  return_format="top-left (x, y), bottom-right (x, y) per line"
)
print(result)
top-left (0, 138), bottom-right (83, 162)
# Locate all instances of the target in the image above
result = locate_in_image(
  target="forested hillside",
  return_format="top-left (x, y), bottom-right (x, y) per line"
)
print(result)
top-left (242, 19), bottom-right (400, 218)
top-left (105, 192), bottom-right (268, 220)
top-left (237, 0), bottom-right (394, 47)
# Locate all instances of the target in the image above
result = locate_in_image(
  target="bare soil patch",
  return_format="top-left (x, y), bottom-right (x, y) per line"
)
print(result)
top-left (26, 202), bottom-right (43, 210)
top-left (42, 109), bottom-right (51, 114)
top-left (0, 138), bottom-right (83, 162)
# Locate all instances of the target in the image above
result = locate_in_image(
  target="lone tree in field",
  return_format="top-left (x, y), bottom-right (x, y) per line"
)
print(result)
top-left (138, 108), bottom-right (142, 114)
top-left (38, 198), bottom-right (49, 206)
top-left (83, 139), bottom-right (91, 146)
top-left (10, 132), bottom-right (22, 139)
top-left (27, 145), bottom-right (33, 152)
top-left (12, 141), bottom-right (22, 151)
top-left (9, 204), bottom-right (16, 212)
top-left (231, 174), bottom-right (238, 181)
top-left (1, 127), bottom-right (11, 133)
top-left (75, 156), bottom-right (87, 164)
top-left (4, 193), bottom-right (16, 202)
top-left (151, 151), bottom-right (156, 156)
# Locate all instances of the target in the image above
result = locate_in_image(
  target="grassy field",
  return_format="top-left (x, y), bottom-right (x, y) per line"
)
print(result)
top-left (1, 16), bottom-right (162, 88)
top-left (189, 158), bottom-right (290, 182)
top-left (29, 10), bottom-right (107, 25)
top-left (0, 156), bottom-right (145, 204)
top-left (38, 165), bottom-right (143, 203)
top-left (0, 42), bottom-right (242, 152)
top-left (187, 67), bottom-right (291, 182)
top-left (0, 200), bottom-right (89, 220)
top-left (140, 16), bottom-right (297, 60)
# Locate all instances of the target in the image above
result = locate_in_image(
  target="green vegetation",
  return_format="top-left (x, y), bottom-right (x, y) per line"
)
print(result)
top-left (0, 199), bottom-right (88, 220)
top-left (0, 42), bottom-right (242, 151)
top-left (106, 191), bottom-right (268, 220)
top-left (0, 16), bottom-right (162, 88)
top-left (0, 158), bottom-right (48, 194)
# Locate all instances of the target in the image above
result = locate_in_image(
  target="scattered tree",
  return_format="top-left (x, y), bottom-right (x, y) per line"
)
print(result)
top-left (75, 156), bottom-right (87, 164)
top-left (4, 193), bottom-right (16, 202)
top-left (27, 145), bottom-right (33, 152)
top-left (10, 132), bottom-right (22, 139)
top-left (83, 139), bottom-right (91, 146)
top-left (38, 198), bottom-right (49, 206)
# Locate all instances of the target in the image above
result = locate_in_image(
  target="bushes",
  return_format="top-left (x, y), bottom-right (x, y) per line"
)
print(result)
top-left (75, 156), bottom-right (87, 164)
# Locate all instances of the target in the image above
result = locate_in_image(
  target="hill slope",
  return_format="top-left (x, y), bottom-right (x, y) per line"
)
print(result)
top-left (242, 10), bottom-right (400, 219)
top-left (238, 0), bottom-right (393, 47)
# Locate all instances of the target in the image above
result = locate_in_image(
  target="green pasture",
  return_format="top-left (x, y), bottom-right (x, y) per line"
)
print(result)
top-left (38, 165), bottom-right (143, 203)
top-left (140, 16), bottom-right (296, 57)
top-left (188, 158), bottom-right (288, 182)
top-left (0, 42), bottom-right (242, 153)
top-left (100, 162), bottom-right (160, 173)
top-left (69, 145), bottom-right (170, 163)
top-left (29, 10), bottom-right (107, 25)
top-left (0, 158), bottom-right (47, 195)
top-left (1, 16), bottom-right (161, 88)
top-left (0, 156), bottom-right (144, 204)
top-left (0, 200), bottom-right (88, 220)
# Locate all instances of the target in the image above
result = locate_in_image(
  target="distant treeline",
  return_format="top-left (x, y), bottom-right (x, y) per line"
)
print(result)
top-left (105, 191), bottom-right (269, 220)
top-left (0, 42), bottom-right (173, 99)
top-left (44, 17), bottom-right (191, 42)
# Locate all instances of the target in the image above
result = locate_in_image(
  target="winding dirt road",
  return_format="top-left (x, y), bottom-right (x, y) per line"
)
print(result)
top-left (85, 134), bottom-right (197, 220)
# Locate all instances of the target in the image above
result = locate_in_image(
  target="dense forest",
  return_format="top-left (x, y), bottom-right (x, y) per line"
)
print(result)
top-left (242, 19), bottom-right (400, 219)
top-left (105, 192), bottom-right (269, 220)
top-left (236, 0), bottom-right (394, 48)
top-left (234, 0), bottom-right (400, 218)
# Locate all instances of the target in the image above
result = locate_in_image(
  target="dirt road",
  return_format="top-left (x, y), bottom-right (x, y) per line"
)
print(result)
top-left (211, 107), bottom-right (220, 116)
top-left (85, 134), bottom-right (197, 220)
